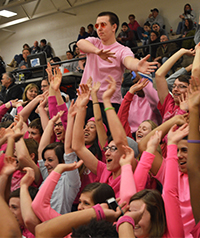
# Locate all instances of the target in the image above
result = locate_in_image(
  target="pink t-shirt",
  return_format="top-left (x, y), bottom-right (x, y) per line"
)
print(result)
top-left (80, 37), bottom-right (134, 104)
top-left (97, 160), bottom-right (121, 198)
top-left (155, 160), bottom-right (195, 238)
top-left (191, 221), bottom-right (200, 238)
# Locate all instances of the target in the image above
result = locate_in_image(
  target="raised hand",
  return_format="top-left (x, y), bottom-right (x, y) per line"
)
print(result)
top-left (137, 55), bottom-right (158, 74)
top-left (167, 123), bottom-right (189, 145)
top-left (129, 78), bottom-right (149, 94)
top-left (184, 48), bottom-right (195, 57)
top-left (14, 114), bottom-right (24, 131)
top-left (50, 110), bottom-right (64, 124)
top-left (119, 145), bottom-right (135, 167)
top-left (68, 99), bottom-right (77, 118)
top-left (102, 75), bottom-right (116, 100)
top-left (46, 62), bottom-right (54, 83)
top-left (76, 84), bottom-right (91, 108)
top-left (178, 92), bottom-right (189, 112)
top-left (50, 67), bottom-right (62, 91)
top-left (96, 49), bottom-right (116, 63)
top-left (20, 167), bottom-right (35, 188)
top-left (124, 203), bottom-right (146, 225)
top-left (54, 159), bottom-right (83, 174)
top-left (188, 76), bottom-right (200, 109)
top-left (1, 156), bottom-right (18, 176)
top-left (146, 130), bottom-right (162, 154)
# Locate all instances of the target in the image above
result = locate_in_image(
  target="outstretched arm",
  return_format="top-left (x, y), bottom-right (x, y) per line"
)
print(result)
top-left (102, 76), bottom-right (128, 156)
top-left (192, 43), bottom-right (200, 80)
top-left (156, 48), bottom-right (195, 105)
top-left (72, 84), bottom-right (98, 175)
top-left (90, 78), bottom-right (108, 148)
top-left (124, 54), bottom-right (157, 75)
top-left (20, 167), bottom-right (41, 235)
top-left (187, 77), bottom-right (200, 224)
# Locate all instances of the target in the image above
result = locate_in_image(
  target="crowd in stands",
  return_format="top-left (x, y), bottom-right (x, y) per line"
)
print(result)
top-left (1, 6), bottom-right (200, 238)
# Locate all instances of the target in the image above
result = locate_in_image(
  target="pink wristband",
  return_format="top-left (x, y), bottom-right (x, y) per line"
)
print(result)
top-left (92, 204), bottom-right (106, 221)
top-left (116, 215), bottom-right (135, 232)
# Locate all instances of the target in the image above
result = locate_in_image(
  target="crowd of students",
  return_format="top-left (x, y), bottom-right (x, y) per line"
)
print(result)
top-left (0, 10), bottom-right (200, 238)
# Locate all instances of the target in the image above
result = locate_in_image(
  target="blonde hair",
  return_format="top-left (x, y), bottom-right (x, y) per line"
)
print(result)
top-left (22, 83), bottom-right (39, 102)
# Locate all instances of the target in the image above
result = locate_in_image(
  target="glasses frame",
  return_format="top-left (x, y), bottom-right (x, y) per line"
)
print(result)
top-left (103, 146), bottom-right (118, 152)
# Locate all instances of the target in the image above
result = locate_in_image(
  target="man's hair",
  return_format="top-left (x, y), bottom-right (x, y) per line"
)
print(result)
top-left (4, 72), bottom-right (15, 83)
top-left (51, 56), bottom-right (61, 63)
top-left (128, 14), bottom-right (135, 19)
top-left (177, 75), bottom-right (190, 85)
top-left (122, 22), bottom-right (129, 28)
top-left (40, 39), bottom-right (47, 45)
top-left (10, 186), bottom-right (38, 201)
top-left (66, 50), bottom-right (73, 55)
top-left (71, 218), bottom-right (118, 238)
top-left (23, 43), bottom-right (30, 49)
top-left (87, 23), bottom-right (94, 29)
top-left (97, 11), bottom-right (119, 32)
top-left (144, 21), bottom-right (151, 27)
top-left (24, 138), bottom-right (39, 163)
top-left (22, 48), bottom-right (31, 54)
top-left (29, 118), bottom-right (43, 136)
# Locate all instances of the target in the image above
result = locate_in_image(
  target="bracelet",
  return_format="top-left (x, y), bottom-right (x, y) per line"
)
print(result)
top-left (116, 215), bottom-right (135, 232)
top-left (104, 107), bottom-right (115, 112)
top-left (9, 101), bottom-right (12, 108)
top-left (187, 140), bottom-right (200, 143)
top-left (92, 204), bottom-right (106, 221)
top-left (93, 102), bottom-right (99, 105)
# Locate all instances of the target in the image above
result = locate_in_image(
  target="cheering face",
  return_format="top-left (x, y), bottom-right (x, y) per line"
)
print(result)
top-left (177, 139), bottom-right (188, 174)
top-left (54, 118), bottom-right (65, 142)
top-left (129, 199), bottom-right (151, 238)
top-left (43, 149), bottom-right (59, 174)
top-left (136, 121), bottom-right (152, 143)
top-left (172, 79), bottom-right (189, 105)
top-left (84, 121), bottom-right (97, 145)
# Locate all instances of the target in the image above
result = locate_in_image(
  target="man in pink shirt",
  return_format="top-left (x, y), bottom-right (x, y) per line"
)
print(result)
top-left (77, 11), bottom-right (156, 122)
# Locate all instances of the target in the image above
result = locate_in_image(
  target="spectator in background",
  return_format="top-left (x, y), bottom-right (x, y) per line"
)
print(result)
top-left (40, 39), bottom-right (53, 58)
top-left (0, 72), bottom-right (23, 103)
top-left (176, 3), bottom-right (196, 34)
top-left (73, 46), bottom-right (80, 58)
top-left (181, 19), bottom-right (196, 49)
top-left (154, 35), bottom-right (177, 65)
top-left (87, 24), bottom-right (98, 37)
top-left (128, 14), bottom-right (140, 39)
top-left (152, 22), bottom-right (166, 38)
top-left (145, 31), bottom-right (160, 59)
top-left (77, 27), bottom-right (89, 41)
top-left (31, 41), bottom-right (40, 54)
top-left (18, 48), bottom-right (31, 69)
top-left (146, 8), bottom-right (164, 28)
top-left (141, 22), bottom-right (151, 45)
top-left (194, 16), bottom-right (200, 44)
top-left (117, 22), bottom-right (137, 48)
top-left (63, 50), bottom-right (77, 72)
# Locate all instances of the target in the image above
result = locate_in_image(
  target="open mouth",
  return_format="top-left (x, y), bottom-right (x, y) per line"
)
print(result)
top-left (134, 225), bottom-right (141, 230)
top-left (180, 161), bottom-right (186, 165)
top-left (107, 159), bottom-right (112, 163)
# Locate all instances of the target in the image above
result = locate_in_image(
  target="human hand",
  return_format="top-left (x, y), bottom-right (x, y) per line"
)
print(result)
top-left (37, 91), bottom-right (49, 109)
top-left (137, 55), bottom-right (158, 74)
top-left (91, 81), bottom-right (101, 96)
top-left (100, 200), bottom-right (127, 222)
top-left (129, 78), bottom-right (149, 94)
top-left (54, 160), bottom-right (83, 174)
top-left (178, 92), bottom-right (189, 112)
top-left (14, 114), bottom-right (24, 131)
top-left (50, 67), bottom-right (62, 91)
top-left (146, 130), bottom-right (162, 154)
top-left (7, 99), bottom-right (18, 108)
top-left (184, 48), bottom-right (195, 56)
top-left (50, 110), bottom-right (64, 124)
top-left (1, 156), bottom-right (18, 176)
top-left (96, 49), bottom-right (116, 63)
top-left (86, 76), bottom-right (92, 89)
top-left (119, 145), bottom-right (135, 167)
top-left (20, 65), bottom-right (27, 69)
top-left (167, 123), bottom-right (189, 145)
top-left (179, 15), bottom-right (184, 19)
top-left (20, 167), bottom-right (35, 188)
top-left (173, 113), bottom-right (189, 126)
top-left (76, 84), bottom-right (91, 108)
top-left (124, 203), bottom-right (146, 225)
top-left (188, 76), bottom-right (200, 109)
top-left (68, 99), bottom-right (77, 119)
top-left (102, 75), bottom-right (116, 101)
top-left (46, 62), bottom-right (53, 83)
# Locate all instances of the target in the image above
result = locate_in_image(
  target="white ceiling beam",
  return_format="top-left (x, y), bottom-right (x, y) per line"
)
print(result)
top-left (31, 0), bottom-right (41, 18)
top-left (0, 0), bottom-right (37, 11)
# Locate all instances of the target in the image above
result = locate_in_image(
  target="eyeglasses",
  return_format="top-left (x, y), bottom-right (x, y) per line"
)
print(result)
top-left (95, 22), bottom-right (107, 29)
top-left (103, 146), bottom-right (117, 152)
top-left (54, 122), bottom-right (63, 128)
top-left (172, 84), bottom-right (188, 89)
